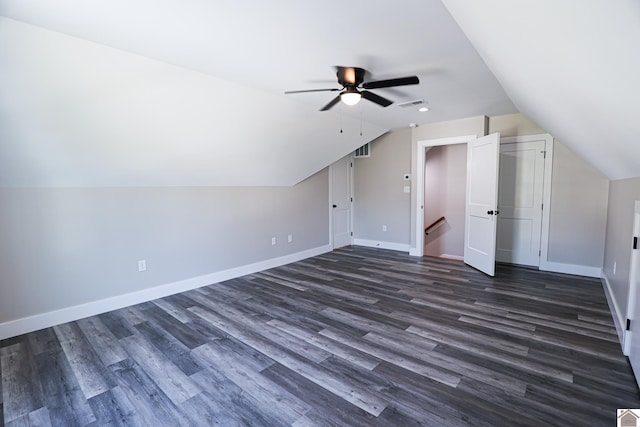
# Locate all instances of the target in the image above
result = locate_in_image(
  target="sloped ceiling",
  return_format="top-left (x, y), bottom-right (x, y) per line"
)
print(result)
top-left (0, 0), bottom-right (516, 187)
top-left (442, 0), bottom-right (640, 180)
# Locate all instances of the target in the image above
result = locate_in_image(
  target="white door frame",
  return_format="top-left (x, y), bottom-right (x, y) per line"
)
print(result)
top-left (329, 154), bottom-right (354, 249)
top-left (411, 133), bottom-right (554, 267)
top-left (412, 135), bottom-right (476, 257)
top-left (623, 200), bottom-right (640, 356)
top-left (504, 134), bottom-right (554, 270)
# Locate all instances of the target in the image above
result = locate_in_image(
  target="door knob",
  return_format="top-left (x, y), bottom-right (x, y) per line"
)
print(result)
top-left (333, 204), bottom-right (337, 208)
top-left (487, 210), bottom-right (494, 215)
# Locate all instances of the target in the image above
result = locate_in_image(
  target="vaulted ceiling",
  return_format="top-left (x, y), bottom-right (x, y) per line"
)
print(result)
top-left (1, 1), bottom-right (637, 186)
top-left (442, 0), bottom-right (640, 180)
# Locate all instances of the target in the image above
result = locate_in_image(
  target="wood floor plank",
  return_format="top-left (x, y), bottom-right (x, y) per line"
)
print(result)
top-left (193, 341), bottom-right (311, 425)
top-left (109, 358), bottom-right (191, 426)
top-left (53, 323), bottom-right (116, 399)
top-left (0, 342), bottom-right (44, 423)
top-left (188, 305), bottom-right (389, 417)
top-left (34, 350), bottom-right (96, 426)
top-left (118, 335), bottom-right (201, 406)
top-left (76, 317), bottom-right (128, 367)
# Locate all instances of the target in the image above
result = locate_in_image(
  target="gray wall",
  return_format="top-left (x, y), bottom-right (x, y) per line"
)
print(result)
top-left (547, 141), bottom-right (609, 266)
top-left (353, 129), bottom-right (412, 244)
top-left (0, 170), bottom-right (329, 324)
top-left (424, 144), bottom-right (467, 257)
top-left (603, 177), bottom-right (640, 318)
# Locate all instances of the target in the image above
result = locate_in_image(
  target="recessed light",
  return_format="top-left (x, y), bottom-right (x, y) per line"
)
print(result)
top-left (418, 107), bottom-right (430, 112)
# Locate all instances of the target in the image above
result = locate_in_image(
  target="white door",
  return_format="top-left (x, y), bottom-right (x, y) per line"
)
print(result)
top-left (496, 140), bottom-right (546, 266)
top-left (332, 156), bottom-right (352, 249)
top-left (464, 133), bottom-right (500, 276)
top-left (627, 201), bottom-right (640, 386)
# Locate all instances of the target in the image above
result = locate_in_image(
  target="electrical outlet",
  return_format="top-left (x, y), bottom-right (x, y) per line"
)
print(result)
top-left (382, 225), bottom-right (387, 232)
top-left (271, 237), bottom-right (277, 246)
top-left (138, 259), bottom-right (147, 272)
top-left (288, 234), bottom-right (293, 243)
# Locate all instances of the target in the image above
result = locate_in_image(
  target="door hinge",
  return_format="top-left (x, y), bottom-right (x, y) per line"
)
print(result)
top-left (541, 150), bottom-right (546, 159)
top-left (350, 232), bottom-right (353, 236)
top-left (350, 197), bottom-right (353, 202)
top-left (541, 203), bottom-right (544, 211)
top-left (627, 318), bottom-right (632, 331)
top-left (350, 162), bottom-right (353, 167)
top-left (539, 250), bottom-right (541, 257)
top-left (634, 236), bottom-right (638, 250)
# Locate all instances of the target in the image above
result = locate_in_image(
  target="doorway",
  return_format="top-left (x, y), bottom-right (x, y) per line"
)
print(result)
top-left (330, 155), bottom-right (353, 249)
top-left (414, 134), bottom-right (553, 272)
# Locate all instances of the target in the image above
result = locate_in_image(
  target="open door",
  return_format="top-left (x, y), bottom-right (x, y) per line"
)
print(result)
top-left (464, 133), bottom-right (500, 276)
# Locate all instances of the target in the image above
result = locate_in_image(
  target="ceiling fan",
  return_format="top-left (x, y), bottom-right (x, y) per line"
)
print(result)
top-left (284, 66), bottom-right (419, 111)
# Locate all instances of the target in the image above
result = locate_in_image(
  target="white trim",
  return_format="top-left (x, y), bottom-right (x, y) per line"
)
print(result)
top-left (515, 134), bottom-right (555, 272)
top-left (602, 272), bottom-right (626, 352)
top-left (329, 154), bottom-right (354, 249)
top-left (0, 244), bottom-right (332, 340)
top-left (622, 200), bottom-right (640, 355)
top-left (353, 238), bottom-right (410, 252)
top-left (440, 254), bottom-right (464, 261)
top-left (539, 261), bottom-right (602, 278)
top-left (412, 135), bottom-right (477, 257)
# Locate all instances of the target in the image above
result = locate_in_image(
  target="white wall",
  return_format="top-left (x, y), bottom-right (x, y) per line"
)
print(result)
top-left (0, 170), bottom-right (330, 337)
top-left (423, 144), bottom-right (467, 258)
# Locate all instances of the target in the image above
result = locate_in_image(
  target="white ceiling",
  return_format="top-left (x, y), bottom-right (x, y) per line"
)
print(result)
top-left (3, 1), bottom-right (637, 186)
top-left (0, 0), bottom-right (516, 187)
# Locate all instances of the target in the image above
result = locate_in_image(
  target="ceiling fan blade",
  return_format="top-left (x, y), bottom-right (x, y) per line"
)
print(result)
top-left (284, 88), bottom-right (340, 94)
top-left (362, 76), bottom-right (419, 90)
top-left (361, 90), bottom-right (393, 107)
top-left (336, 66), bottom-right (366, 86)
top-left (320, 95), bottom-right (342, 111)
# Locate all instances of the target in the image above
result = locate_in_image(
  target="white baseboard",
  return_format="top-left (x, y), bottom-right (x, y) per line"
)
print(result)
top-left (439, 254), bottom-right (464, 261)
top-left (0, 244), bottom-right (332, 341)
top-left (601, 273), bottom-right (627, 354)
top-left (539, 260), bottom-right (602, 278)
top-left (353, 239), bottom-right (410, 253)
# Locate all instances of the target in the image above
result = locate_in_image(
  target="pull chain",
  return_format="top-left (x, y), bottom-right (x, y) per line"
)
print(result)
top-left (359, 102), bottom-right (363, 136)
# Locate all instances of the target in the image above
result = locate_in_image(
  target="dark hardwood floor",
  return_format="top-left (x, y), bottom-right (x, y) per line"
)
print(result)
top-left (1, 247), bottom-right (639, 426)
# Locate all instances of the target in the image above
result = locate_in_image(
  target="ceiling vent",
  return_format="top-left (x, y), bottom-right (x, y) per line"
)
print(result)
top-left (354, 143), bottom-right (370, 158)
top-left (396, 99), bottom-right (425, 108)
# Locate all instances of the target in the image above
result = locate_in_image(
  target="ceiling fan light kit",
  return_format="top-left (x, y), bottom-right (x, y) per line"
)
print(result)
top-left (285, 66), bottom-right (419, 111)
top-left (340, 89), bottom-right (362, 106)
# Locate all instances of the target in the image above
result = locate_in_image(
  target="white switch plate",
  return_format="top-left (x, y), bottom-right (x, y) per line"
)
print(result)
top-left (382, 225), bottom-right (387, 232)
top-left (287, 234), bottom-right (293, 243)
top-left (138, 260), bottom-right (147, 272)
top-left (271, 237), bottom-right (277, 246)
top-left (404, 186), bottom-right (410, 193)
